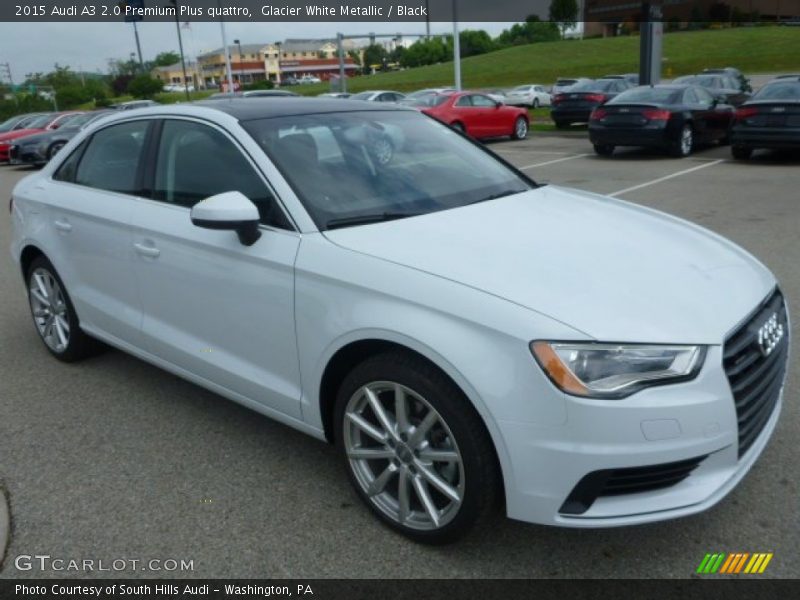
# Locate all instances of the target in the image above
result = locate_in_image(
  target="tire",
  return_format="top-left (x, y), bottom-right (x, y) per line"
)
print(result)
top-left (593, 143), bottom-right (614, 156)
top-left (334, 351), bottom-right (500, 545)
top-left (450, 121), bottom-right (465, 134)
top-left (370, 135), bottom-right (394, 166)
top-left (532, 98), bottom-right (540, 109)
top-left (26, 256), bottom-right (97, 362)
top-left (671, 124), bottom-right (694, 157)
top-left (731, 145), bottom-right (753, 160)
top-left (47, 141), bottom-right (66, 161)
top-left (512, 117), bottom-right (528, 140)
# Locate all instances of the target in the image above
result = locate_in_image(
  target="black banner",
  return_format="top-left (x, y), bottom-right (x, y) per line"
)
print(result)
top-left (2, 0), bottom-right (799, 22)
top-left (1, 579), bottom-right (798, 600)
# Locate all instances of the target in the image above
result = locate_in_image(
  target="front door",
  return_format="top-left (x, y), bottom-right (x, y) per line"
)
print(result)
top-left (130, 118), bottom-right (303, 418)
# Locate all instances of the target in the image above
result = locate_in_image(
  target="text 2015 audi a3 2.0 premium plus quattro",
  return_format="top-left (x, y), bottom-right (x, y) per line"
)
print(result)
top-left (9, 98), bottom-right (790, 544)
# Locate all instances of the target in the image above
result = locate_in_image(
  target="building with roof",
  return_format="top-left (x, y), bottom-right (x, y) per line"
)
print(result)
top-left (151, 61), bottom-right (201, 90)
top-left (197, 44), bottom-right (269, 88)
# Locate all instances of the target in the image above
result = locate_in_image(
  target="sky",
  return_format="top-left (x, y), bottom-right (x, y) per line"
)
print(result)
top-left (0, 21), bottom-right (515, 79)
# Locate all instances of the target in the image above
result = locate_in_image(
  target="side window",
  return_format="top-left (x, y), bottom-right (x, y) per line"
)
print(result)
top-left (455, 95), bottom-right (473, 107)
top-left (74, 121), bottom-right (149, 194)
top-left (153, 119), bottom-right (290, 230)
top-left (471, 95), bottom-right (496, 107)
top-left (52, 139), bottom-right (88, 183)
top-left (695, 87), bottom-right (714, 105)
top-left (684, 88), bottom-right (699, 105)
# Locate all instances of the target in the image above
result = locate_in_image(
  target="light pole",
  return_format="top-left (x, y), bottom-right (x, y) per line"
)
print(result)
top-left (168, 0), bottom-right (190, 100)
top-left (217, 0), bottom-right (235, 94)
top-left (275, 42), bottom-right (282, 85)
top-left (452, 0), bottom-right (461, 91)
top-left (425, 0), bottom-right (431, 38)
top-left (234, 39), bottom-right (244, 85)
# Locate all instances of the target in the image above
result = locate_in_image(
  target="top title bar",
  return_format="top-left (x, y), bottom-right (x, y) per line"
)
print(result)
top-left (3, 1), bottom-right (791, 23)
top-left (6, 0), bottom-right (553, 22)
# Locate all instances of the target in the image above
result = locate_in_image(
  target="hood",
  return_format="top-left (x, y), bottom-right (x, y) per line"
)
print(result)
top-left (0, 128), bottom-right (43, 143)
top-left (324, 186), bottom-right (775, 343)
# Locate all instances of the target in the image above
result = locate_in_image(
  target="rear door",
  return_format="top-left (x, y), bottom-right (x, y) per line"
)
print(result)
top-left (471, 93), bottom-right (506, 136)
top-left (130, 118), bottom-right (303, 418)
top-left (41, 119), bottom-right (152, 345)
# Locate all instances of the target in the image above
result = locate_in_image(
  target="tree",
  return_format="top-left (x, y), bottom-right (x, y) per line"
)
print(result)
top-left (362, 44), bottom-right (389, 71)
top-left (458, 30), bottom-right (495, 58)
top-left (496, 17), bottom-right (560, 48)
top-left (347, 49), bottom-right (362, 66)
top-left (400, 38), bottom-right (450, 68)
top-left (153, 51), bottom-right (181, 67)
top-left (127, 74), bottom-right (163, 99)
top-left (549, 0), bottom-right (579, 39)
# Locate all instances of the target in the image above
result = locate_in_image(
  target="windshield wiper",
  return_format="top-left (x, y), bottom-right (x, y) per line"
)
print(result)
top-left (325, 212), bottom-right (423, 230)
top-left (466, 189), bottom-right (525, 206)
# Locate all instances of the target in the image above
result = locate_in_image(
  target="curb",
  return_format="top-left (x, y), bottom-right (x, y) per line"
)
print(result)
top-left (0, 487), bottom-right (9, 571)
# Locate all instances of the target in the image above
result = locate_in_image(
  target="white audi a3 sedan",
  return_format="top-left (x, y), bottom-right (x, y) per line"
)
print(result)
top-left (9, 99), bottom-right (790, 544)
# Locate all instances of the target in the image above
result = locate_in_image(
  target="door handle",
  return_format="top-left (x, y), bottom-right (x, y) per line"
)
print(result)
top-left (53, 219), bottom-right (72, 232)
top-left (133, 242), bottom-right (160, 258)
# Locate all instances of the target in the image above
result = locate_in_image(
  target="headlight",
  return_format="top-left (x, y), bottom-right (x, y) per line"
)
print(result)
top-left (530, 341), bottom-right (706, 399)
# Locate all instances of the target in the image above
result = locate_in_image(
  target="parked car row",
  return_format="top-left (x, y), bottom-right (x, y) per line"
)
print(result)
top-left (550, 68), bottom-right (798, 161)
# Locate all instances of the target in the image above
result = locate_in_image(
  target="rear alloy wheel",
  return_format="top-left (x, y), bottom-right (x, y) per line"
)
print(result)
top-left (593, 143), bottom-right (615, 156)
top-left (335, 352), bottom-right (499, 544)
top-left (27, 256), bottom-right (96, 362)
top-left (370, 136), bottom-right (394, 166)
top-left (532, 98), bottom-right (540, 109)
top-left (731, 145), bottom-right (753, 160)
top-left (671, 124), bottom-right (694, 157)
top-left (512, 117), bottom-right (528, 140)
top-left (450, 121), bottom-right (465, 134)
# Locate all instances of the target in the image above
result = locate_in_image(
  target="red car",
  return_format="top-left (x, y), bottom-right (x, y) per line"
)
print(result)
top-left (0, 112), bottom-right (83, 162)
top-left (411, 91), bottom-right (530, 141)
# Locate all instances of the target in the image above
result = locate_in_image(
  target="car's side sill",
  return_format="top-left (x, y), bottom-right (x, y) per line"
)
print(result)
top-left (80, 324), bottom-right (328, 443)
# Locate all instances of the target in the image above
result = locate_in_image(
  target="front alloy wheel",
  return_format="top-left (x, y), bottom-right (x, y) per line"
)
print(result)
top-left (344, 382), bottom-right (465, 531)
top-left (335, 352), bottom-right (499, 544)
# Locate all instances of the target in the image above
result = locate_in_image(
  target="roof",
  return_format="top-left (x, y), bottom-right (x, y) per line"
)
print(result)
top-left (193, 97), bottom-right (410, 121)
top-left (153, 61), bottom-right (197, 72)
top-left (198, 44), bottom-right (266, 58)
top-left (280, 38), bottom-right (338, 53)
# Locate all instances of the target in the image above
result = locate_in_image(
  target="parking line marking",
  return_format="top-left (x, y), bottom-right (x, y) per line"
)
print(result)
top-left (519, 154), bottom-right (590, 169)
top-left (495, 149), bottom-right (569, 155)
top-left (610, 159), bottom-right (724, 197)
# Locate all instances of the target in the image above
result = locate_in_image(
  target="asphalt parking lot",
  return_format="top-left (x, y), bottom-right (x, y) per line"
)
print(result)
top-left (0, 133), bottom-right (798, 579)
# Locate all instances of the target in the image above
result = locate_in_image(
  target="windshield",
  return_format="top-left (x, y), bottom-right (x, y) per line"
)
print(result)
top-left (571, 80), bottom-right (615, 93)
top-left (753, 82), bottom-right (800, 101)
top-left (609, 87), bottom-right (682, 105)
top-left (243, 110), bottom-right (533, 230)
top-left (0, 116), bottom-right (22, 132)
top-left (403, 94), bottom-right (450, 107)
top-left (25, 114), bottom-right (54, 129)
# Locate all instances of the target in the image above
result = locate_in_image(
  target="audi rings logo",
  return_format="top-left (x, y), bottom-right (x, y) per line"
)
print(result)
top-left (757, 313), bottom-right (784, 357)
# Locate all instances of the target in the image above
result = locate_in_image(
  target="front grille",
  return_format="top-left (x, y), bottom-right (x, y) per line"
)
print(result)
top-left (559, 455), bottom-right (707, 515)
top-left (723, 289), bottom-right (789, 458)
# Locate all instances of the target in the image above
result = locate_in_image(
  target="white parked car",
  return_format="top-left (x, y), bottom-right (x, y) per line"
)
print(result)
top-left (163, 83), bottom-right (195, 93)
top-left (552, 77), bottom-right (592, 95)
top-left (298, 75), bottom-right (322, 85)
top-left (506, 84), bottom-right (552, 108)
top-left (350, 90), bottom-right (407, 103)
top-left (10, 99), bottom-right (789, 544)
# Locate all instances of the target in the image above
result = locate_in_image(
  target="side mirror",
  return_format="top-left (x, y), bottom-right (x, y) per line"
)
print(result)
top-left (190, 191), bottom-right (261, 246)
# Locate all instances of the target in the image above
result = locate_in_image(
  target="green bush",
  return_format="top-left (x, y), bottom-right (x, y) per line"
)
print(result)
top-left (127, 74), bottom-right (164, 99)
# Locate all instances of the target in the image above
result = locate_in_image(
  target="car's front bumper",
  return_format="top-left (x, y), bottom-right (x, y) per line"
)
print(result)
top-left (498, 339), bottom-right (788, 527)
